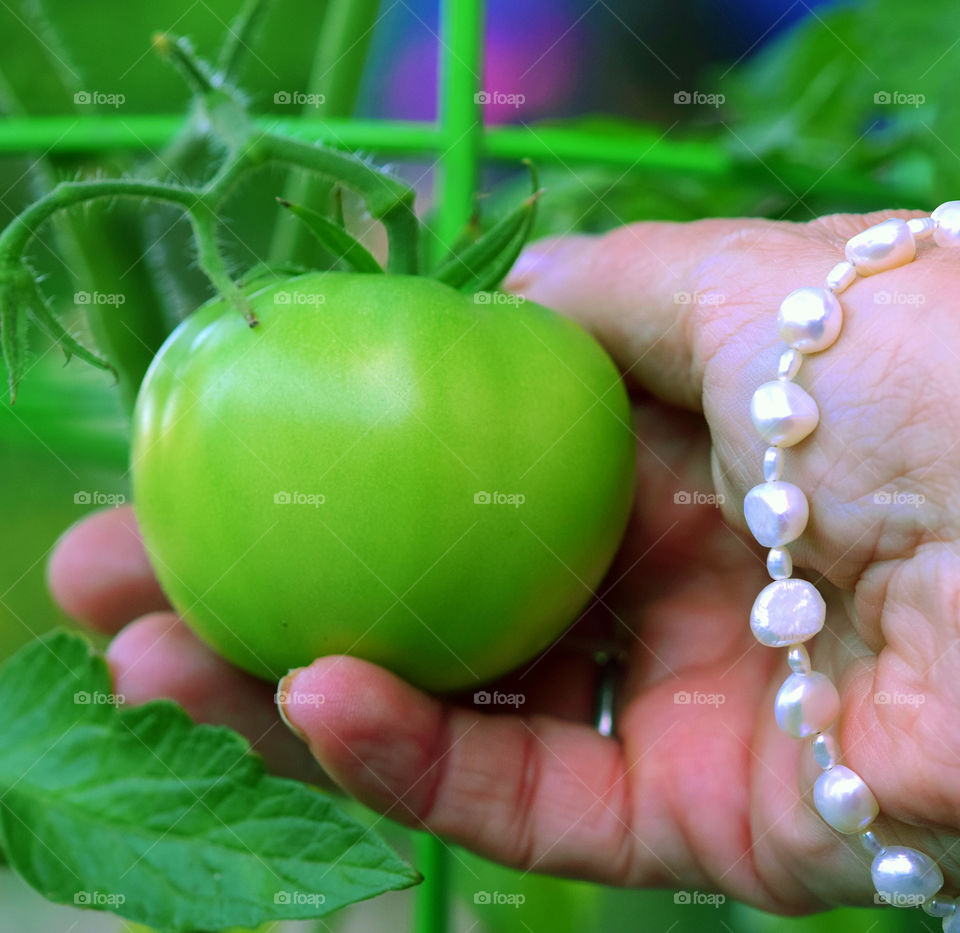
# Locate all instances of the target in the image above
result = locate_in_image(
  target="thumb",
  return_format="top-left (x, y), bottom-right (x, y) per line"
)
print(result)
top-left (503, 218), bottom-right (802, 411)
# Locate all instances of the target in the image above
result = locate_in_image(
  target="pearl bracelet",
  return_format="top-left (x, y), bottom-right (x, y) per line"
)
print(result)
top-left (744, 202), bottom-right (960, 925)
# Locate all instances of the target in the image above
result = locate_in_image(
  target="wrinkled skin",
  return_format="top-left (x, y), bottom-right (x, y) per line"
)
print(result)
top-left (48, 210), bottom-right (960, 914)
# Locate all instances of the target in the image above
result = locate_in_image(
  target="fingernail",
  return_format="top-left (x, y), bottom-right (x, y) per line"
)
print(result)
top-left (503, 249), bottom-right (549, 291)
top-left (276, 667), bottom-right (310, 743)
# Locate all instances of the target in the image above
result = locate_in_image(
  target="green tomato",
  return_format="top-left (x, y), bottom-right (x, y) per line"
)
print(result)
top-left (132, 273), bottom-right (634, 691)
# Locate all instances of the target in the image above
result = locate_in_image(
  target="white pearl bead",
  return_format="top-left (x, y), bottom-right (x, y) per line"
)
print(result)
top-left (775, 671), bottom-right (840, 738)
top-left (750, 578), bottom-right (825, 647)
top-left (787, 643), bottom-right (810, 673)
top-left (932, 201), bottom-right (960, 247)
top-left (777, 348), bottom-right (803, 380)
top-left (744, 481), bottom-right (809, 548)
top-left (947, 911), bottom-right (960, 932)
top-left (872, 846), bottom-right (944, 908)
top-left (814, 765), bottom-right (879, 832)
top-left (812, 732), bottom-right (836, 768)
top-left (923, 896), bottom-right (956, 919)
top-left (762, 446), bottom-right (783, 482)
top-left (777, 287), bottom-right (843, 353)
top-left (750, 381), bottom-right (819, 447)
top-left (766, 546), bottom-right (792, 580)
top-left (845, 218), bottom-right (916, 275)
top-left (861, 830), bottom-right (886, 858)
top-left (907, 217), bottom-right (936, 240)
top-left (825, 260), bottom-right (857, 294)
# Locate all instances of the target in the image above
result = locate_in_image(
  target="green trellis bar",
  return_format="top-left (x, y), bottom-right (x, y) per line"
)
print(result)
top-left (413, 3), bottom-right (479, 929)
top-left (0, 115), bottom-right (926, 204)
top-left (433, 0), bottom-right (484, 257)
top-left (0, 114), bottom-right (725, 172)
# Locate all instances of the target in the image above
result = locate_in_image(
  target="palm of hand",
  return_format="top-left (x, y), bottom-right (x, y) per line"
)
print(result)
top-left (576, 212), bottom-right (960, 909)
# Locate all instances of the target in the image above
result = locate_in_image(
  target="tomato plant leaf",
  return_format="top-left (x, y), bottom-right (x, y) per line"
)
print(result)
top-left (276, 197), bottom-right (383, 273)
top-left (0, 630), bottom-right (419, 931)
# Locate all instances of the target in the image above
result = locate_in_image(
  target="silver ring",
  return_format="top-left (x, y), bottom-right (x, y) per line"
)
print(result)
top-left (593, 651), bottom-right (624, 737)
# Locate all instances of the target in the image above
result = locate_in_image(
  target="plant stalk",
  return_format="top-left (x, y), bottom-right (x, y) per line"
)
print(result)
top-left (268, 0), bottom-right (382, 267)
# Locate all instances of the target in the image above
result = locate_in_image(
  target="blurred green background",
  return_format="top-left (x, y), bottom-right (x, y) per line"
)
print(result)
top-left (0, 0), bottom-right (955, 930)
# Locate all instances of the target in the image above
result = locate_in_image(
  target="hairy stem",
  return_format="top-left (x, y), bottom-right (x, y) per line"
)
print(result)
top-left (189, 205), bottom-right (257, 325)
top-left (0, 180), bottom-right (196, 260)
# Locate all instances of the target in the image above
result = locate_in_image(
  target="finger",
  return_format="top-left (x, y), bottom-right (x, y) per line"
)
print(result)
top-left (278, 655), bottom-right (646, 884)
top-left (47, 506), bottom-right (169, 633)
top-left (503, 212), bottom-right (926, 412)
top-left (108, 613), bottom-right (320, 780)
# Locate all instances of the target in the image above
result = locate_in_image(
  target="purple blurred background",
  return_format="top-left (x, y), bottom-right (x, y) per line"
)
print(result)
top-left (360, 0), bottom-right (838, 124)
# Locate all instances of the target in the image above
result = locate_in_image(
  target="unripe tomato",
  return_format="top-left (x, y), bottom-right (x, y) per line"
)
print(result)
top-left (132, 273), bottom-right (634, 691)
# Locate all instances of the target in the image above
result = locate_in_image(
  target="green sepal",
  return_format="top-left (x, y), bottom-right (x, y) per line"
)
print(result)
top-left (431, 161), bottom-right (541, 292)
top-left (276, 197), bottom-right (384, 273)
top-left (331, 186), bottom-right (347, 230)
top-left (28, 288), bottom-right (116, 380)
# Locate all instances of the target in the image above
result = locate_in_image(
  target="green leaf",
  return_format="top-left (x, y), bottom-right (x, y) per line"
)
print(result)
top-left (276, 197), bottom-right (383, 273)
top-left (0, 631), bottom-right (419, 931)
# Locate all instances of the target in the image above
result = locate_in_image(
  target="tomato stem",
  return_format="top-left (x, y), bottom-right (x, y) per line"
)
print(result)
top-left (190, 207), bottom-right (258, 327)
top-left (0, 32), bottom-right (473, 400)
top-left (153, 34), bottom-right (219, 97)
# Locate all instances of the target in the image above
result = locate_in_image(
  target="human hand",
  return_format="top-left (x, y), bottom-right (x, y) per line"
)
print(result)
top-left (48, 209), bottom-right (960, 913)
